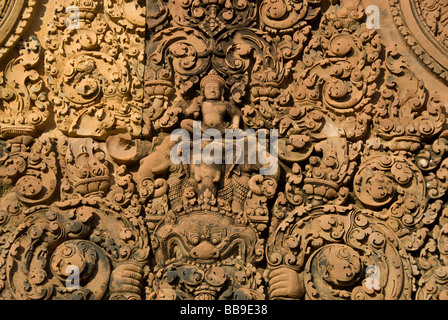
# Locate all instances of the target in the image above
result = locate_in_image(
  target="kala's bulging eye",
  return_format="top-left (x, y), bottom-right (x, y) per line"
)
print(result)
top-left (210, 227), bottom-right (225, 245)
top-left (190, 234), bottom-right (200, 245)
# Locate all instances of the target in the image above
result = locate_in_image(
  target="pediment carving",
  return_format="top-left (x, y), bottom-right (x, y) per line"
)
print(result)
top-left (0, 0), bottom-right (448, 301)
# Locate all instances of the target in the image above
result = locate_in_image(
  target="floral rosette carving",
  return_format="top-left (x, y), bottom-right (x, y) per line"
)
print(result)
top-left (266, 205), bottom-right (414, 300)
top-left (105, 0), bottom-right (146, 32)
top-left (44, 0), bottom-right (143, 140)
top-left (259, 0), bottom-right (321, 33)
top-left (259, 0), bottom-right (321, 62)
top-left (353, 153), bottom-right (442, 231)
top-left (265, 0), bottom-right (379, 208)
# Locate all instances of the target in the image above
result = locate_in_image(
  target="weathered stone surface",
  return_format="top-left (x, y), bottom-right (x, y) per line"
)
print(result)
top-left (0, 0), bottom-right (448, 300)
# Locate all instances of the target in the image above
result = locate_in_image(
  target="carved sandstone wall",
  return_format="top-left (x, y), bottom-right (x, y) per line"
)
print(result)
top-left (1, 0), bottom-right (448, 300)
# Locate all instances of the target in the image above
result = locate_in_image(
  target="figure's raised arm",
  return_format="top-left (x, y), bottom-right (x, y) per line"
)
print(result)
top-left (185, 97), bottom-right (201, 118)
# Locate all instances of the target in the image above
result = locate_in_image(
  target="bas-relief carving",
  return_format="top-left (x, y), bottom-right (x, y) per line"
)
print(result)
top-left (0, 0), bottom-right (38, 61)
top-left (390, 0), bottom-right (448, 82)
top-left (44, 0), bottom-right (145, 140)
top-left (0, 0), bottom-right (448, 300)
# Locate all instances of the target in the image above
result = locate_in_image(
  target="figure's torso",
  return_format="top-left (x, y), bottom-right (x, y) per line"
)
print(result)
top-left (202, 101), bottom-right (228, 129)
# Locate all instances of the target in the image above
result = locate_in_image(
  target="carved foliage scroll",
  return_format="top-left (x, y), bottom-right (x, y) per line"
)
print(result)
top-left (44, 0), bottom-right (145, 140)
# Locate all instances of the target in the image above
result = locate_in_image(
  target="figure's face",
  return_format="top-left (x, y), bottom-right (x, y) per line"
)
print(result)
top-left (204, 82), bottom-right (221, 100)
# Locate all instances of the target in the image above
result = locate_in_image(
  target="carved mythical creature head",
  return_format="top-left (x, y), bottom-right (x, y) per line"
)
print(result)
top-left (148, 211), bottom-right (264, 300)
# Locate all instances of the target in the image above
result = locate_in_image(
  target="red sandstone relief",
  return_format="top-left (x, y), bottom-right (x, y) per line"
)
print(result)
top-left (0, 0), bottom-right (447, 300)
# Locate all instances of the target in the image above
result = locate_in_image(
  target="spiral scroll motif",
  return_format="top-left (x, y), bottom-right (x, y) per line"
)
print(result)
top-left (266, 206), bottom-right (414, 300)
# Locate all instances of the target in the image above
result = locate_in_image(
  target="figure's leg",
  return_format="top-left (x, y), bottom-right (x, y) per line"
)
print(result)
top-left (180, 119), bottom-right (194, 133)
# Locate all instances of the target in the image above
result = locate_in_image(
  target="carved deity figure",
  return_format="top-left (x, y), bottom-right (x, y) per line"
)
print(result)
top-left (181, 69), bottom-right (240, 133)
top-left (178, 69), bottom-right (241, 198)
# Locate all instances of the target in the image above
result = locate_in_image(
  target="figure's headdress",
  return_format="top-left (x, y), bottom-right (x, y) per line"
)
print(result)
top-left (200, 69), bottom-right (226, 89)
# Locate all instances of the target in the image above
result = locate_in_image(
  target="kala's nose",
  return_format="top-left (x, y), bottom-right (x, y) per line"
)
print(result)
top-left (190, 241), bottom-right (220, 260)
